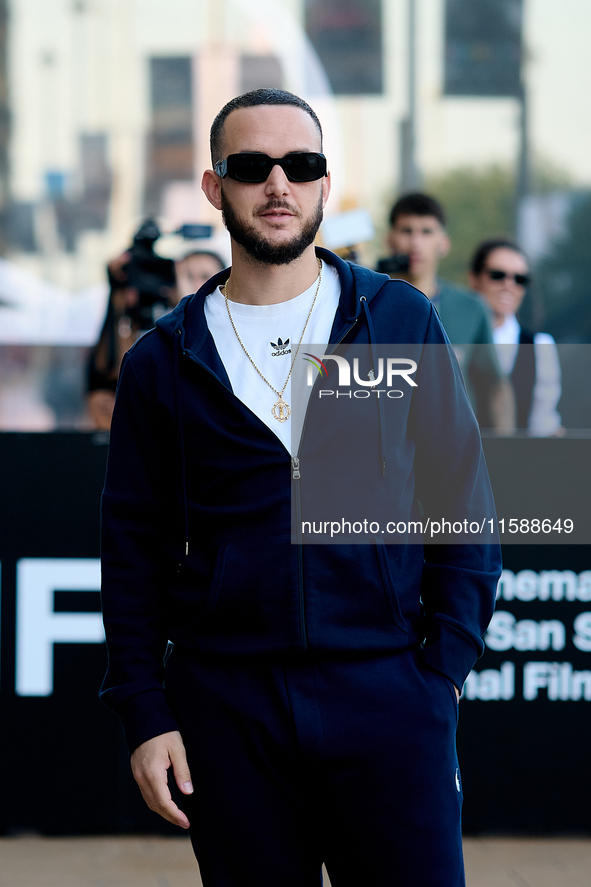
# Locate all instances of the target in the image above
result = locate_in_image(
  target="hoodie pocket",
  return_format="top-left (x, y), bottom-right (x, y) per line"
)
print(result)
top-left (172, 543), bottom-right (226, 620)
top-left (199, 534), bottom-right (299, 644)
top-left (375, 538), bottom-right (408, 631)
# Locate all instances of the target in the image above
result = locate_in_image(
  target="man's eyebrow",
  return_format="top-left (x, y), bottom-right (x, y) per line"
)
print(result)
top-left (234, 149), bottom-right (314, 156)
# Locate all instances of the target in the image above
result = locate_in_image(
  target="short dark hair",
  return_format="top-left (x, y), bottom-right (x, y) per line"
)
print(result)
top-left (210, 89), bottom-right (323, 166)
top-left (470, 238), bottom-right (527, 276)
top-left (389, 192), bottom-right (446, 228)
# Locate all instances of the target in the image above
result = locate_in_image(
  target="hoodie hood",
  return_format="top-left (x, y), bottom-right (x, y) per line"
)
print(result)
top-left (155, 247), bottom-right (394, 353)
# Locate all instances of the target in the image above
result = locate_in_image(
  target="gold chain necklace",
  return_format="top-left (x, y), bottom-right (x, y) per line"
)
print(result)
top-left (223, 258), bottom-right (322, 423)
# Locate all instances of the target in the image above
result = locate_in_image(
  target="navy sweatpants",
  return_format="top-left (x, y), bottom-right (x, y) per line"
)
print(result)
top-left (164, 647), bottom-right (464, 887)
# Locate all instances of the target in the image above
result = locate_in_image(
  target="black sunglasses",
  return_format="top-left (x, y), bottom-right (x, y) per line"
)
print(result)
top-left (214, 152), bottom-right (328, 183)
top-left (485, 268), bottom-right (531, 287)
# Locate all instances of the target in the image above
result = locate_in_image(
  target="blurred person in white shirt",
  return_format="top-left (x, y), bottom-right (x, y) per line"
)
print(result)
top-left (469, 238), bottom-right (563, 437)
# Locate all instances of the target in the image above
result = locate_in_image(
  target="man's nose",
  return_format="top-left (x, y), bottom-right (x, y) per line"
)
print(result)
top-left (264, 163), bottom-right (291, 197)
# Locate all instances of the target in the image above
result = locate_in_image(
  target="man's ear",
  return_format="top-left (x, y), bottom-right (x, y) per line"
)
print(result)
top-left (438, 231), bottom-right (451, 259)
top-left (202, 169), bottom-right (223, 211)
top-left (321, 170), bottom-right (331, 208)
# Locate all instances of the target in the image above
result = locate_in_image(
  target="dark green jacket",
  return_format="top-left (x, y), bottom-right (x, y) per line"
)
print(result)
top-left (435, 280), bottom-right (502, 427)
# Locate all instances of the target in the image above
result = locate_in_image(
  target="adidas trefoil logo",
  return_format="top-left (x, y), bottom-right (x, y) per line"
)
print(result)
top-left (270, 337), bottom-right (291, 357)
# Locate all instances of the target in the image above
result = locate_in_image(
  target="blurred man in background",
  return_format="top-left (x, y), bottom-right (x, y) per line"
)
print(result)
top-left (386, 192), bottom-right (503, 428)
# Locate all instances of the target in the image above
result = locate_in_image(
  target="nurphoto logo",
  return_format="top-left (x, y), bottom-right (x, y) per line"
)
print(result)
top-left (302, 353), bottom-right (418, 399)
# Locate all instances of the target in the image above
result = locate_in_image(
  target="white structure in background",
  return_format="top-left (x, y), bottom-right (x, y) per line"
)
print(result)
top-left (0, 257), bottom-right (108, 431)
top-left (0, 252), bottom-right (109, 431)
top-left (517, 192), bottom-right (572, 265)
top-left (0, 258), bottom-right (107, 346)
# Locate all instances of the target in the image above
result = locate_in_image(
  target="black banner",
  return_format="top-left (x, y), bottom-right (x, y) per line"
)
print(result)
top-left (0, 433), bottom-right (589, 834)
top-left (0, 433), bottom-right (179, 836)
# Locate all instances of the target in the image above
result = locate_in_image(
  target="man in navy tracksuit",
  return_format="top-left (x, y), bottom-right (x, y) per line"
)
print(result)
top-left (100, 89), bottom-right (501, 886)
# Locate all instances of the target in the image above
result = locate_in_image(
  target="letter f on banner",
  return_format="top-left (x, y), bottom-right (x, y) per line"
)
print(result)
top-left (16, 558), bottom-right (103, 696)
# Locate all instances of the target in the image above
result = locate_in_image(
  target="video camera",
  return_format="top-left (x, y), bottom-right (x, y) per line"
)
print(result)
top-left (376, 254), bottom-right (411, 276)
top-left (123, 219), bottom-right (213, 330)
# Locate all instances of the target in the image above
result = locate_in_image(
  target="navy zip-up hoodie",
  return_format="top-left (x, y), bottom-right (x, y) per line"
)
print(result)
top-left (100, 248), bottom-right (502, 752)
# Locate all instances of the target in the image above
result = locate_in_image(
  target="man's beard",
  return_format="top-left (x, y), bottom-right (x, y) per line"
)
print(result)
top-left (221, 190), bottom-right (324, 266)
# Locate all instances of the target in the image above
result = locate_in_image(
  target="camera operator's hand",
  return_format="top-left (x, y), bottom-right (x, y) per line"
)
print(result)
top-left (107, 250), bottom-right (132, 285)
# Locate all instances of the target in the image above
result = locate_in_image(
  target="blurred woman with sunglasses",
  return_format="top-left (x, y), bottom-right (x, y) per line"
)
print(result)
top-left (469, 238), bottom-right (563, 436)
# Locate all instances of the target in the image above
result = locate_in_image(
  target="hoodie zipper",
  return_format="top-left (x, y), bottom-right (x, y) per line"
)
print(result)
top-left (180, 315), bottom-right (359, 653)
top-left (291, 455), bottom-right (306, 648)
top-left (291, 317), bottom-right (358, 651)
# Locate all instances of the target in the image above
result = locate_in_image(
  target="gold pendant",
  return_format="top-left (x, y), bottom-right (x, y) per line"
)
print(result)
top-left (271, 396), bottom-right (291, 423)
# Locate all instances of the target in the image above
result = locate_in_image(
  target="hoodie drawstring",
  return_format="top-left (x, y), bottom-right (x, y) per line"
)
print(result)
top-left (174, 328), bottom-right (190, 556)
top-left (360, 296), bottom-right (387, 477)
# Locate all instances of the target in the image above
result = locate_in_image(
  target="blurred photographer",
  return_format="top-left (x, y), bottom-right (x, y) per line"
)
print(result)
top-left (87, 251), bottom-right (135, 430)
top-left (87, 221), bottom-right (178, 430)
top-left (87, 223), bottom-right (222, 430)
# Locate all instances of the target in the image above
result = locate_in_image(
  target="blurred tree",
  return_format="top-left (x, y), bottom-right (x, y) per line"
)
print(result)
top-left (425, 162), bottom-right (572, 288)
top-left (425, 165), bottom-right (515, 286)
top-left (535, 192), bottom-right (591, 342)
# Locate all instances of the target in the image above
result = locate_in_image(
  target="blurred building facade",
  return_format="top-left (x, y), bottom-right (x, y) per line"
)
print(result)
top-left (4, 0), bottom-right (591, 291)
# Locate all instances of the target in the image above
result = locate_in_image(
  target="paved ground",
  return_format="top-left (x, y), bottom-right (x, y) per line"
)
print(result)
top-left (0, 835), bottom-right (590, 886)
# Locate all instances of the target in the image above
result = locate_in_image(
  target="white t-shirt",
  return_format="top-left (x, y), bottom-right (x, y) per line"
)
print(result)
top-left (204, 260), bottom-right (341, 453)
